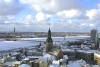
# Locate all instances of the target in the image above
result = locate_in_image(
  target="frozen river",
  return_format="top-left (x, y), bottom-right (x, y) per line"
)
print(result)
top-left (20, 36), bottom-right (90, 41)
top-left (0, 41), bottom-right (39, 51)
top-left (0, 36), bottom-right (90, 51)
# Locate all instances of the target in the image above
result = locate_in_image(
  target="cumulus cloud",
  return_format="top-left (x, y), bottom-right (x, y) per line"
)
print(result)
top-left (4, 0), bottom-right (13, 3)
top-left (0, 0), bottom-right (22, 15)
top-left (35, 12), bottom-right (46, 22)
top-left (86, 9), bottom-right (100, 20)
top-left (19, 0), bottom-right (57, 13)
top-left (57, 9), bottom-right (81, 19)
top-left (18, 0), bottom-right (100, 32)
top-left (0, 0), bottom-right (24, 32)
top-left (0, 0), bottom-right (100, 32)
top-left (22, 15), bottom-right (34, 25)
top-left (19, 0), bottom-right (82, 13)
top-left (18, 0), bottom-right (87, 32)
top-left (80, 23), bottom-right (95, 28)
top-left (97, 3), bottom-right (100, 8)
top-left (0, 0), bottom-right (23, 25)
top-left (35, 12), bottom-right (52, 23)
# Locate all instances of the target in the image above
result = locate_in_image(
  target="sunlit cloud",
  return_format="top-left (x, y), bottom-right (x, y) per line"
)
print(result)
top-left (89, 23), bottom-right (95, 27)
top-left (19, 0), bottom-right (57, 12)
top-left (86, 9), bottom-right (100, 20)
top-left (4, 0), bottom-right (12, 3)
top-left (57, 9), bottom-right (81, 19)
top-left (97, 3), bottom-right (100, 8)
top-left (35, 12), bottom-right (46, 22)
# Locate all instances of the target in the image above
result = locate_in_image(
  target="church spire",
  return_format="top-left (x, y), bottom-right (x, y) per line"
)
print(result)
top-left (46, 28), bottom-right (53, 43)
top-left (46, 28), bottom-right (53, 52)
top-left (14, 26), bottom-right (16, 33)
top-left (48, 28), bottom-right (51, 37)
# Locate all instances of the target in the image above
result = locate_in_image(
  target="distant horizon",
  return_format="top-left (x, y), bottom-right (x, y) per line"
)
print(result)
top-left (0, 31), bottom-right (96, 33)
top-left (0, 24), bottom-right (99, 33)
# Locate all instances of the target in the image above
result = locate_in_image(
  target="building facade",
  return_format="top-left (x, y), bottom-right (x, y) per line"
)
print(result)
top-left (90, 29), bottom-right (99, 48)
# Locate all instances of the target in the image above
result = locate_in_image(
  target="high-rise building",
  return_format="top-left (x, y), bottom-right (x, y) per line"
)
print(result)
top-left (46, 28), bottom-right (53, 52)
top-left (90, 29), bottom-right (98, 48)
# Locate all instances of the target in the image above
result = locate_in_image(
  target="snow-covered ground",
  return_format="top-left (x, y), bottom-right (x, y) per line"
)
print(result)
top-left (0, 36), bottom-right (89, 51)
top-left (67, 60), bottom-right (87, 67)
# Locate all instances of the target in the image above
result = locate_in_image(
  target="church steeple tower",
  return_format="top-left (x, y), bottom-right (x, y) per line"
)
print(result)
top-left (14, 26), bottom-right (16, 33)
top-left (46, 28), bottom-right (53, 43)
top-left (46, 28), bottom-right (53, 52)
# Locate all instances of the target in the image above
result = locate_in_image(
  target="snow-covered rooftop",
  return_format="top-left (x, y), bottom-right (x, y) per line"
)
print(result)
top-left (67, 60), bottom-right (86, 67)
top-left (19, 64), bottom-right (31, 67)
top-left (41, 53), bottom-right (56, 63)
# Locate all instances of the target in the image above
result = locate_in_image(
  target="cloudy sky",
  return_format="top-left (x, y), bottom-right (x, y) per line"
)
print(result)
top-left (0, 0), bottom-right (100, 32)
